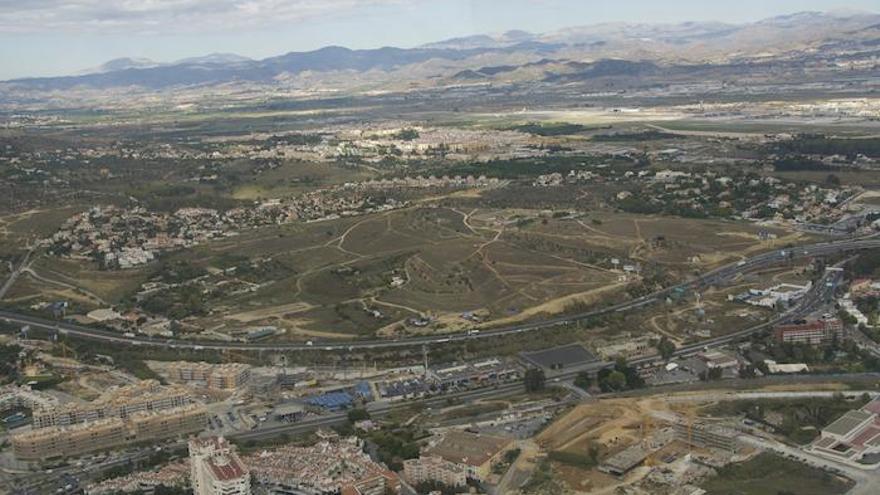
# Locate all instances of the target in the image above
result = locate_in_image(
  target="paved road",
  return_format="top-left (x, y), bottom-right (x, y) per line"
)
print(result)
top-left (0, 247), bottom-right (32, 301)
top-left (226, 259), bottom-right (848, 447)
top-left (652, 392), bottom-right (880, 495)
top-left (7, 239), bottom-right (859, 493)
top-left (1, 237), bottom-right (877, 352)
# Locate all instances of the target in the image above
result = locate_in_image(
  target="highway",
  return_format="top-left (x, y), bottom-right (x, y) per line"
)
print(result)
top-left (222, 260), bottom-right (850, 445)
top-left (0, 247), bottom-right (32, 301)
top-left (0, 237), bottom-right (877, 352)
top-left (5, 253), bottom-right (858, 494)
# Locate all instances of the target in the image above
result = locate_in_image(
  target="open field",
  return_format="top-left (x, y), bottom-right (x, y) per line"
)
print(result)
top-left (3, 197), bottom-right (811, 342)
top-left (187, 205), bottom-right (803, 339)
top-left (0, 207), bottom-right (83, 256)
top-left (700, 452), bottom-right (853, 495)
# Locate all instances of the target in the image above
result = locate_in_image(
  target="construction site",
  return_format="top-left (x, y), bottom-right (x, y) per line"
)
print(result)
top-left (505, 388), bottom-right (860, 495)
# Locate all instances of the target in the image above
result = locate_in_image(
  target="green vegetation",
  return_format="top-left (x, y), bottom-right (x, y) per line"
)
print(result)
top-left (774, 135), bottom-right (880, 158)
top-left (521, 458), bottom-right (571, 495)
top-left (438, 154), bottom-right (618, 179)
top-left (525, 368), bottom-right (547, 393)
top-left (701, 452), bottom-right (853, 495)
top-left (346, 408), bottom-right (370, 422)
top-left (852, 250), bottom-right (880, 278)
top-left (774, 156), bottom-right (836, 172)
top-left (107, 486), bottom-right (191, 495)
top-left (441, 402), bottom-right (507, 421)
top-left (365, 428), bottom-right (421, 471)
top-left (96, 447), bottom-right (186, 485)
top-left (657, 336), bottom-right (676, 360)
top-left (547, 445), bottom-right (599, 468)
top-left (597, 357), bottom-right (643, 392)
top-left (493, 447), bottom-right (521, 474)
top-left (706, 394), bottom-right (869, 444)
top-left (591, 130), bottom-right (676, 141)
top-left (573, 371), bottom-right (591, 391)
top-left (511, 122), bottom-right (593, 136)
top-left (141, 285), bottom-right (206, 320)
top-left (0, 344), bottom-right (21, 383)
top-left (393, 128), bottom-right (420, 141)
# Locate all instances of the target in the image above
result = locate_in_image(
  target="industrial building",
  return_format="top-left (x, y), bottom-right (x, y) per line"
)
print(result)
top-left (519, 344), bottom-right (597, 372)
top-left (189, 436), bottom-right (251, 495)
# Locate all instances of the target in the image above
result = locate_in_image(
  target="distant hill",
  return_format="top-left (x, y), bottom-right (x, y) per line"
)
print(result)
top-left (3, 10), bottom-right (879, 92)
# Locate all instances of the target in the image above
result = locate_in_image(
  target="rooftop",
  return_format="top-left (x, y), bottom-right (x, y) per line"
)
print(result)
top-left (600, 444), bottom-right (652, 474)
top-left (825, 410), bottom-right (875, 437)
top-left (206, 454), bottom-right (248, 482)
top-left (520, 344), bottom-right (597, 370)
top-left (424, 431), bottom-right (512, 467)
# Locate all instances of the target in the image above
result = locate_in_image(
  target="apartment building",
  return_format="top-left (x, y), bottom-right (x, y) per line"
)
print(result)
top-left (12, 418), bottom-right (127, 460)
top-left (773, 318), bottom-right (844, 345)
top-left (167, 362), bottom-right (251, 390)
top-left (189, 436), bottom-right (251, 495)
top-left (12, 403), bottom-right (206, 461)
top-left (403, 456), bottom-right (467, 487)
top-left (32, 379), bottom-right (191, 429)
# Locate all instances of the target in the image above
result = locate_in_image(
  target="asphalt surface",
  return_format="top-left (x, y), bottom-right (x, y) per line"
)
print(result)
top-left (3, 237), bottom-right (875, 493)
top-left (1, 237), bottom-right (877, 352)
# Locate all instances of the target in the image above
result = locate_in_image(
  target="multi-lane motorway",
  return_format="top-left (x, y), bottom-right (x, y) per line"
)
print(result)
top-left (224, 257), bottom-right (850, 447)
top-left (5, 243), bottom-right (865, 494)
top-left (1, 237), bottom-right (878, 352)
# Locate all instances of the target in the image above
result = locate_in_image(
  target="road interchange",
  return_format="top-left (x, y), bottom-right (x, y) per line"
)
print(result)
top-left (0, 237), bottom-right (877, 352)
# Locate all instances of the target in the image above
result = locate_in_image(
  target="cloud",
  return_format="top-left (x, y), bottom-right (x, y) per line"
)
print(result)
top-left (0, 0), bottom-right (419, 34)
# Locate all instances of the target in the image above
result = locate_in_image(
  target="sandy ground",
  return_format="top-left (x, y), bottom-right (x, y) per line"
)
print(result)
top-left (224, 301), bottom-right (315, 322)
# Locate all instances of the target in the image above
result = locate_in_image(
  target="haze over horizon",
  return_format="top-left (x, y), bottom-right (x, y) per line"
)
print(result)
top-left (1, 0), bottom-right (878, 80)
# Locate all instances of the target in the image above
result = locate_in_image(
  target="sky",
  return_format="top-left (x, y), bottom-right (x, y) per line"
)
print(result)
top-left (1, 0), bottom-right (877, 80)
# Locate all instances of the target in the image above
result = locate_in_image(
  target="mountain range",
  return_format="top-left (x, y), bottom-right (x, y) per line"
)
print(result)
top-left (4, 10), bottom-right (879, 93)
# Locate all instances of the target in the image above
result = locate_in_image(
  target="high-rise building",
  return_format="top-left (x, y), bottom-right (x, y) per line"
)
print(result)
top-left (189, 436), bottom-right (251, 495)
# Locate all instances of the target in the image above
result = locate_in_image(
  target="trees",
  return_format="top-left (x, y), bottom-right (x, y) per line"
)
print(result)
top-left (524, 368), bottom-right (546, 393)
top-left (596, 357), bottom-right (644, 392)
top-left (573, 371), bottom-right (592, 391)
top-left (602, 370), bottom-right (627, 391)
top-left (347, 408), bottom-right (370, 423)
top-left (701, 367), bottom-right (723, 381)
top-left (826, 174), bottom-right (842, 186)
top-left (657, 336), bottom-right (676, 361)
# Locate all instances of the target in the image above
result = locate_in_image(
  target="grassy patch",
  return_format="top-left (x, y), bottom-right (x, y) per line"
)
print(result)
top-left (701, 452), bottom-right (853, 495)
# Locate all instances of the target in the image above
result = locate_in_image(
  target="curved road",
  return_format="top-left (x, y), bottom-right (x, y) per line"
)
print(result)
top-left (1, 237), bottom-right (878, 351)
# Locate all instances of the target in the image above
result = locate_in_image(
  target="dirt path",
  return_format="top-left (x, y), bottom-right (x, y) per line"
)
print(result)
top-left (23, 265), bottom-right (109, 306)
